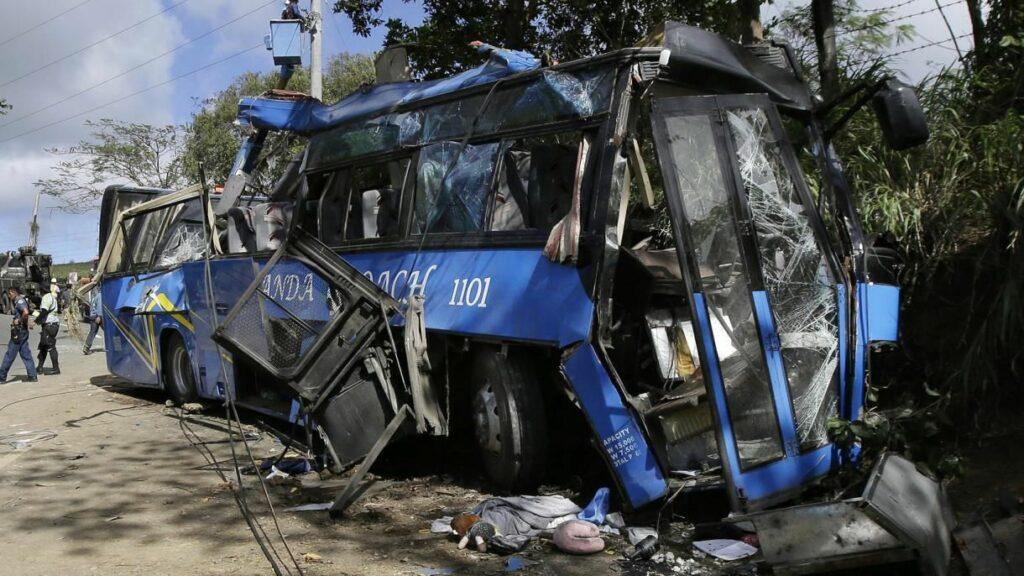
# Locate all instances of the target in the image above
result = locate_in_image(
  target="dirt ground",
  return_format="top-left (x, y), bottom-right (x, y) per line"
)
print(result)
top-left (0, 326), bottom-right (737, 576)
top-left (2, 325), bottom-right (1019, 576)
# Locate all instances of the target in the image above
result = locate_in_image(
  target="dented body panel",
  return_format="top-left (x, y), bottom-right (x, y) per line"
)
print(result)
top-left (94, 23), bottom-right (947, 570)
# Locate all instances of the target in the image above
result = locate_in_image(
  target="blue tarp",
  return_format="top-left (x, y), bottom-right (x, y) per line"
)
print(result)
top-left (237, 44), bottom-right (541, 135)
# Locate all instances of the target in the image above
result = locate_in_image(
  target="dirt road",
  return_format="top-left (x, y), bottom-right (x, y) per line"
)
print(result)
top-left (0, 327), bottom-right (726, 576)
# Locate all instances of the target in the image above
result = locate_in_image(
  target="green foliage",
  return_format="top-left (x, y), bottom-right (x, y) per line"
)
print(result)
top-left (827, 382), bottom-right (965, 483)
top-left (183, 53), bottom-right (375, 190)
top-left (776, 0), bottom-right (1023, 431)
top-left (35, 119), bottom-right (187, 213)
top-left (51, 261), bottom-right (94, 281)
top-left (0, 98), bottom-right (9, 115)
top-left (843, 69), bottom-right (1024, 426)
top-left (336, 0), bottom-right (748, 78)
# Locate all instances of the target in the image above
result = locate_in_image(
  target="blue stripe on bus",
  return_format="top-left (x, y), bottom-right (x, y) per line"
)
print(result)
top-left (751, 290), bottom-right (800, 457)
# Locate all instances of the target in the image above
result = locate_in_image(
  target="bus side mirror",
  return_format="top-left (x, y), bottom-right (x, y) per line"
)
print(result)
top-left (872, 80), bottom-right (929, 150)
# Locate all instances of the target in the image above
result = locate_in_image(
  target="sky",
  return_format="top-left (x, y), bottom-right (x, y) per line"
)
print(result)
top-left (0, 0), bottom-right (973, 264)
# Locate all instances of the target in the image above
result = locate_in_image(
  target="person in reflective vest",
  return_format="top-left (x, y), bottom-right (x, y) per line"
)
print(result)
top-left (36, 279), bottom-right (61, 375)
top-left (0, 286), bottom-right (38, 383)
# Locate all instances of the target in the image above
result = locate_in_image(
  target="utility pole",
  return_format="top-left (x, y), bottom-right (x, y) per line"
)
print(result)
top-left (28, 189), bottom-right (40, 250)
top-left (310, 0), bottom-right (323, 100)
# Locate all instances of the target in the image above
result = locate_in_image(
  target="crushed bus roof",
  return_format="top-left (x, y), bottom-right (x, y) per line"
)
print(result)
top-left (235, 22), bottom-right (811, 138)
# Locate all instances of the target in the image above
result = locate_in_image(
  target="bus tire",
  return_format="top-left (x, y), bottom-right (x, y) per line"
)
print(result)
top-left (471, 348), bottom-right (547, 491)
top-left (163, 332), bottom-right (198, 404)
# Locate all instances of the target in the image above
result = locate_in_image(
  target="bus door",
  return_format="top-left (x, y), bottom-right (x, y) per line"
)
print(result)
top-left (212, 227), bottom-right (407, 468)
top-left (649, 94), bottom-right (845, 511)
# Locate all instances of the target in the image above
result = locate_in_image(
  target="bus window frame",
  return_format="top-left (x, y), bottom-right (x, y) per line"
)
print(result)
top-left (109, 195), bottom-right (209, 278)
top-left (297, 115), bottom-right (614, 255)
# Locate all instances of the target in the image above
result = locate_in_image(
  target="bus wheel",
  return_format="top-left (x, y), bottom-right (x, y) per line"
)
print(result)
top-left (163, 333), bottom-right (198, 404)
top-left (471, 348), bottom-right (547, 491)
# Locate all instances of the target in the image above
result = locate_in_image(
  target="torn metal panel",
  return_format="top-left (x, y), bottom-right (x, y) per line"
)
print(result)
top-left (213, 227), bottom-right (400, 408)
top-left (737, 453), bottom-right (953, 576)
top-left (404, 294), bottom-right (447, 435)
top-left (862, 452), bottom-right (955, 576)
top-left (561, 343), bottom-right (668, 509)
top-left (955, 521), bottom-right (1013, 576)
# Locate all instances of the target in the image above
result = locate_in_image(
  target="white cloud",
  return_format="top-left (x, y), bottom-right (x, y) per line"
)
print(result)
top-left (0, 0), bottom-right (187, 262)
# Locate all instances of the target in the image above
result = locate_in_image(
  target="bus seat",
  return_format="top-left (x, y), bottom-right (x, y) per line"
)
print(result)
top-left (492, 150), bottom-right (529, 231)
top-left (376, 185), bottom-right (401, 237)
top-left (527, 143), bottom-right (576, 231)
top-left (253, 202), bottom-right (293, 251)
top-left (226, 207), bottom-right (256, 253)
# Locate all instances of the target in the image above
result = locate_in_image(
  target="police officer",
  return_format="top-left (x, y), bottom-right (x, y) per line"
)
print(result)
top-left (36, 279), bottom-right (61, 375)
top-left (0, 286), bottom-right (38, 383)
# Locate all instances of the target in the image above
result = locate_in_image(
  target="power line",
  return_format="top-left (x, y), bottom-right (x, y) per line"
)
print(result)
top-left (887, 31), bottom-right (972, 56)
top-left (0, 0), bottom-right (192, 89)
top-left (838, 0), bottom-right (965, 35)
top-left (849, 0), bottom-right (925, 14)
top-left (0, 43), bottom-right (264, 145)
top-left (0, 0), bottom-right (277, 132)
top-left (0, 0), bottom-right (95, 49)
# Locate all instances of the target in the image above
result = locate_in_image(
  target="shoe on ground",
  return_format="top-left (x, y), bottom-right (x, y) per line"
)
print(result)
top-left (82, 348), bottom-right (91, 355)
top-left (51, 368), bottom-right (60, 375)
top-left (26, 377), bottom-right (38, 382)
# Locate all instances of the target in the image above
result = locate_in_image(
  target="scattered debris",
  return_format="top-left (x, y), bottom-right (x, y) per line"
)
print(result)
top-left (301, 552), bottom-right (323, 563)
top-left (577, 487), bottom-right (610, 524)
top-left (283, 502), bottom-right (333, 512)
top-left (553, 520), bottom-right (605, 554)
top-left (431, 516), bottom-right (454, 534)
top-left (956, 520), bottom-right (1012, 576)
top-left (416, 568), bottom-right (455, 576)
top-left (0, 430), bottom-right (56, 450)
top-left (181, 403), bottom-right (205, 414)
top-left (624, 527), bottom-right (658, 546)
top-left (624, 534), bottom-right (659, 561)
top-left (504, 555), bottom-right (527, 572)
top-left (692, 539), bottom-right (757, 561)
top-left (259, 456), bottom-right (314, 476)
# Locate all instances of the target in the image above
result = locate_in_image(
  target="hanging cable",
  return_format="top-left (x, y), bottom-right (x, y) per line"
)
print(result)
top-left (886, 31), bottom-right (972, 56)
top-left (0, 0), bottom-right (94, 48)
top-left (177, 405), bottom-right (293, 576)
top-left (0, 43), bottom-right (264, 145)
top-left (0, 0), bottom-right (192, 89)
top-left (834, 0), bottom-right (965, 36)
top-left (198, 187), bottom-right (306, 576)
top-left (849, 0), bottom-right (925, 13)
top-left (0, 0), bottom-right (277, 131)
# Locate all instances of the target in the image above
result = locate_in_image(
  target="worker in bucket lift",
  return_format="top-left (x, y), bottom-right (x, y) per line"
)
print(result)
top-left (82, 288), bottom-right (102, 355)
top-left (0, 286), bottom-right (38, 383)
top-left (35, 279), bottom-right (61, 375)
top-left (282, 0), bottom-right (301, 20)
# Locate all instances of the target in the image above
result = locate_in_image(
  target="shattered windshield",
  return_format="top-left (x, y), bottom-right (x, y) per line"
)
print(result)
top-left (724, 107), bottom-right (840, 450)
top-left (662, 113), bottom-right (784, 469)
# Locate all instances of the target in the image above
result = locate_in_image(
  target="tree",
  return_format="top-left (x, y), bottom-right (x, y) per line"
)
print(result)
top-left (772, 0), bottom-right (914, 93)
top-left (35, 119), bottom-right (186, 213)
top-left (183, 52), bottom-right (375, 190)
top-left (0, 99), bottom-right (9, 116)
top-left (335, 0), bottom-right (755, 78)
top-left (811, 0), bottom-right (839, 101)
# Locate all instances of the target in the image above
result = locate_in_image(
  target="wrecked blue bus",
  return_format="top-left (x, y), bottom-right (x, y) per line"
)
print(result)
top-left (90, 22), bottom-right (947, 561)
